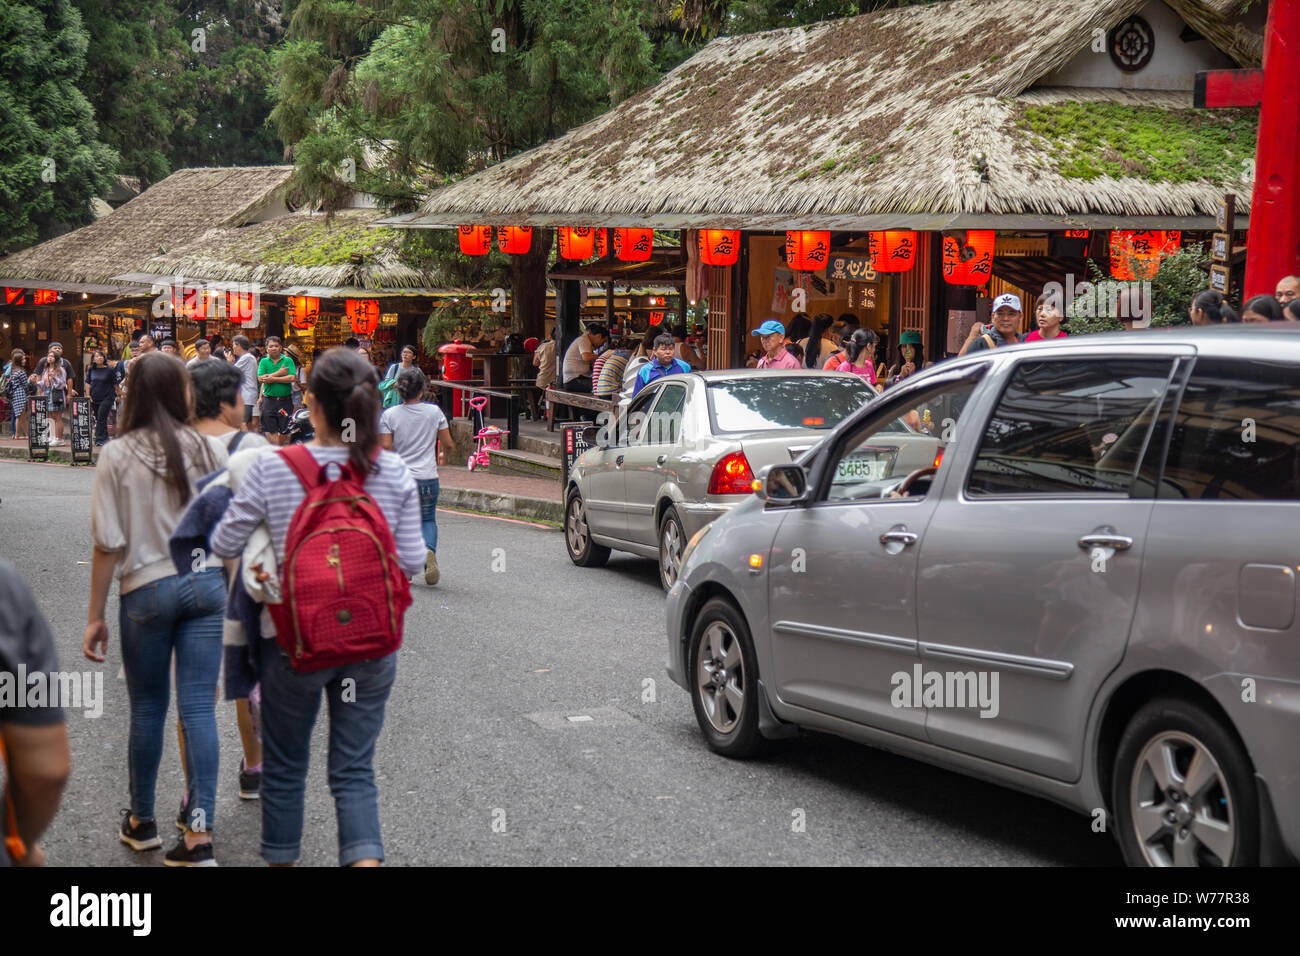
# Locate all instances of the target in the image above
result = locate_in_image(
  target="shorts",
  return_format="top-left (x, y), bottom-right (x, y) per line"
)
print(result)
top-left (48, 390), bottom-right (66, 412)
top-left (243, 404), bottom-right (254, 424)
top-left (259, 396), bottom-right (294, 434)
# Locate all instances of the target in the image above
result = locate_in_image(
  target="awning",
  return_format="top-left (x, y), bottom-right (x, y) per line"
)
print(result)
top-left (112, 273), bottom-right (450, 299)
top-left (0, 277), bottom-right (152, 296)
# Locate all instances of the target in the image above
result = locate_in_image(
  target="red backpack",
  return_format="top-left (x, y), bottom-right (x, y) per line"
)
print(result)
top-left (269, 445), bottom-right (412, 672)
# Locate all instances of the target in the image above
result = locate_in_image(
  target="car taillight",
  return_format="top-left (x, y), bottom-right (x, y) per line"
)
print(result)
top-left (709, 450), bottom-right (756, 495)
top-left (933, 447), bottom-right (944, 469)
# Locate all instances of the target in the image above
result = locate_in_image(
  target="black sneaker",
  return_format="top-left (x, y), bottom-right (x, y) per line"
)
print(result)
top-left (238, 760), bottom-right (261, 800)
top-left (119, 809), bottom-right (162, 851)
top-left (164, 835), bottom-right (217, 867)
top-left (176, 795), bottom-right (190, 832)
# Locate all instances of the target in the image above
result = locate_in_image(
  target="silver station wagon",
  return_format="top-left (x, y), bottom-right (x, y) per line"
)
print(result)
top-left (564, 370), bottom-right (875, 590)
top-left (665, 326), bottom-right (1300, 866)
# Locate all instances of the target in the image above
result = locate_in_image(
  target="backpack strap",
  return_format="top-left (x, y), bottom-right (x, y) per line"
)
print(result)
top-left (228, 430), bottom-right (247, 454)
top-left (981, 333), bottom-right (996, 349)
top-left (278, 444), bottom-right (323, 493)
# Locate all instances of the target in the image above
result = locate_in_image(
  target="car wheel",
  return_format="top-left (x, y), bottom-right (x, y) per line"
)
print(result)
top-left (658, 506), bottom-right (685, 591)
top-left (1112, 697), bottom-right (1258, 867)
top-left (564, 492), bottom-right (610, 568)
top-left (688, 598), bottom-right (764, 758)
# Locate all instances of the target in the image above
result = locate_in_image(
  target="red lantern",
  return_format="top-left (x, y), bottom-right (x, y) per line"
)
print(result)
top-left (649, 311), bottom-right (665, 325)
top-left (941, 230), bottom-right (995, 285)
top-left (458, 225), bottom-right (492, 256)
top-left (613, 228), bottom-right (653, 262)
top-left (698, 229), bottom-right (740, 266)
top-left (226, 291), bottom-right (256, 324)
top-left (785, 231), bottom-right (830, 271)
top-left (170, 285), bottom-right (206, 318)
top-left (32, 289), bottom-right (59, 305)
top-left (4, 287), bottom-right (25, 305)
top-left (870, 231), bottom-right (917, 273)
top-left (558, 227), bottom-right (595, 260)
top-left (496, 226), bottom-right (532, 255)
top-left (594, 228), bottom-right (608, 258)
top-left (288, 296), bottom-right (320, 330)
top-left (345, 298), bottom-right (380, 336)
top-left (1110, 230), bottom-right (1181, 280)
top-left (1064, 230), bottom-right (1089, 239)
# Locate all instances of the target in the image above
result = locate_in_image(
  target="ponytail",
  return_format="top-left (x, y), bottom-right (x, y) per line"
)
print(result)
top-left (308, 348), bottom-right (381, 477)
top-left (1192, 289), bottom-right (1238, 324)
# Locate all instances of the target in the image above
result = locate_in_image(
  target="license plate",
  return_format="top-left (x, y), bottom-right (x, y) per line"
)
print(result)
top-left (835, 453), bottom-right (888, 481)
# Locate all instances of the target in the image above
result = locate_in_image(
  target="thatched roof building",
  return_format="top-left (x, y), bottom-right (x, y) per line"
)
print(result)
top-left (392, 0), bottom-right (1260, 231)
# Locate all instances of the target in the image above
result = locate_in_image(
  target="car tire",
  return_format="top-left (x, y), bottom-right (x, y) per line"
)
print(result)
top-left (1111, 696), bottom-right (1258, 867)
top-left (688, 598), bottom-right (765, 758)
top-left (658, 506), bottom-right (685, 591)
top-left (564, 491), bottom-right (610, 568)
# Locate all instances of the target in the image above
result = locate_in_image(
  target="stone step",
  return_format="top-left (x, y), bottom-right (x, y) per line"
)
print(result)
top-left (484, 447), bottom-right (562, 481)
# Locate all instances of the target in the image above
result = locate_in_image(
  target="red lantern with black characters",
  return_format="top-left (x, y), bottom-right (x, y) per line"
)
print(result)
top-left (345, 298), bottom-right (380, 336)
top-left (458, 225), bottom-right (492, 256)
top-left (496, 226), bottom-right (532, 255)
top-left (1110, 230), bottom-right (1180, 280)
top-left (870, 231), bottom-right (917, 273)
top-left (941, 230), bottom-right (995, 285)
top-left (613, 228), bottom-right (653, 262)
top-left (698, 229), bottom-right (740, 266)
top-left (558, 227), bottom-right (595, 260)
top-left (785, 231), bottom-right (830, 271)
top-left (288, 296), bottom-right (320, 330)
top-left (226, 291), bottom-right (257, 324)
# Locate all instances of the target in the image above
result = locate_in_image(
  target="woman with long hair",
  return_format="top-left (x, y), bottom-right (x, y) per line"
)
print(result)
top-left (4, 349), bottom-right (29, 439)
top-left (210, 348), bottom-right (425, 866)
top-left (85, 348), bottom-right (115, 446)
top-left (835, 328), bottom-right (883, 392)
top-left (84, 352), bottom-right (228, 865)
top-left (1241, 294), bottom-right (1284, 323)
top-left (1189, 289), bottom-right (1238, 325)
top-left (799, 313), bottom-right (838, 370)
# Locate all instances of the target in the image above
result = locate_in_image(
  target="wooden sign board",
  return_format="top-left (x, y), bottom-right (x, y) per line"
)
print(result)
top-left (1216, 195), bottom-right (1235, 234)
top-left (1211, 233), bottom-right (1231, 262)
top-left (1209, 263), bottom-right (1231, 294)
top-left (826, 254), bottom-right (877, 282)
top-left (847, 282), bottom-right (879, 312)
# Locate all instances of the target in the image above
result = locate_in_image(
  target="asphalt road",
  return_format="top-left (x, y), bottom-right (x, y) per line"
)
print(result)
top-left (1, 459), bottom-right (1120, 866)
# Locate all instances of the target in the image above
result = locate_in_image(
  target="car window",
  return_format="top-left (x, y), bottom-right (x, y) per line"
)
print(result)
top-left (609, 388), bottom-right (659, 445)
top-left (967, 359), bottom-right (1173, 497)
top-left (826, 379), bottom-right (978, 502)
top-left (707, 375), bottom-right (872, 433)
top-left (1159, 358), bottom-right (1300, 500)
top-left (644, 384), bottom-right (687, 445)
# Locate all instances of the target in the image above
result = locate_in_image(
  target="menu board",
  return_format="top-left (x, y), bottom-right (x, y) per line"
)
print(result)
top-left (28, 395), bottom-right (49, 460)
top-left (70, 397), bottom-right (93, 463)
top-left (562, 421), bottom-right (593, 485)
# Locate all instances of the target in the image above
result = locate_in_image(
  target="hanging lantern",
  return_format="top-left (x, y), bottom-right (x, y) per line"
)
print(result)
top-left (698, 229), bottom-right (740, 266)
top-left (345, 298), bottom-right (380, 336)
top-left (496, 226), bottom-right (532, 255)
top-left (4, 287), bottom-right (25, 305)
top-left (458, 225), bottom-right (492, 256)
top-left (594, 228), bottom-right (608, 258)
top-left (226, 291), bottom-right (257, 324)
top-left (558, 227), bottom-right (595, 260)
top-left (649, 311), bottom-right (665, 325)
top-left (1064, 230), bottom-right (1090, 239)
top-left (941, 230), bottom-right (995, 285)
top-left (870, 231), bottom-right (918, 273)
top-left (613, 228), bottom-right (653, 262)
top-left (170, 285), bottom-right (206, 318)
top-left (784, 231), bottom-right (830, 271)
top-left (32, 289), bottom-right (59, 305)
top-left (288, 295), bottom-right (321, 330)
top-left (1110, 230), bottom-right (1181, 280)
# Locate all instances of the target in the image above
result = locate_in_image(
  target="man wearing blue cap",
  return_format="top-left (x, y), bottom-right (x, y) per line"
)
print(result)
top-left (963, 293), bottom-right (1025, 354)
top-left (753, 320), bottom-right (801, 369)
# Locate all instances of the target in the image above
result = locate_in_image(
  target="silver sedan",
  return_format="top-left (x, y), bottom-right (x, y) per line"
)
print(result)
top-left (563, 369), bottom-right (876, 589)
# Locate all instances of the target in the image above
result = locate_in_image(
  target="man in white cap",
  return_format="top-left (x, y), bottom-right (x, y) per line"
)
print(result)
top-left (963, 293), bottom-right (1025, 354)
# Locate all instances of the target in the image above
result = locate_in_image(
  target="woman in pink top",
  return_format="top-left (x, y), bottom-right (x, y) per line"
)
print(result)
top-left (1024, 301), bottom-right (1067, 341)
top-left (835, 329), bottom-right (883, 392)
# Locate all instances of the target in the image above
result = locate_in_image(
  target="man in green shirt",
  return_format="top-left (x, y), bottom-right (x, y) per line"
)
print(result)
top-left (256, 336), bottom-right (297, 445)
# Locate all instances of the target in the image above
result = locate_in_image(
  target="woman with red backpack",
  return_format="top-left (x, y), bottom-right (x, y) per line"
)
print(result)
top-left (210, 348), bottom-right (425, 866)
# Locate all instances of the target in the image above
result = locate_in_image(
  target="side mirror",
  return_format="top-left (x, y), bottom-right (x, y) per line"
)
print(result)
top-left (755, 464), bottom-right (808, 504)
top-left (581, 425), bottom-right (602, 447)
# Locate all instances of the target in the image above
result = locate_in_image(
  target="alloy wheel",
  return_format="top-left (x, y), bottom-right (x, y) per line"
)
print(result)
top-left (1129, 730), bottom-right (1235, 866)
top-left (696, 622), bottom-right (744, 734)
top-left (660, 517), bottom-right (683, 588)
top-left (566, 498), bottom-right (588, 555)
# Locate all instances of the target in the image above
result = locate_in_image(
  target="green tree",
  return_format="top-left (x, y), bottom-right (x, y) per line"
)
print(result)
top-left (0, 0), bottom-right (118, 254)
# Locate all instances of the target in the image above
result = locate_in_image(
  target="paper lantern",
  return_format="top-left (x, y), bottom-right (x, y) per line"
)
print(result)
top-left (698, 229), bottom-right (740, 266)
top-left (1110, 230), bottom-right (1181, 280)
top-left (594, 228), bottom-right (608, 258)
top-left (941, 230), bottom-right (995, 285)
top-left (4, 288), bottom-right (25, 305)
top-left (1065, 230), bottom-right (1089, 239)
top-left (170, 286), bottom-right (207, 318)
top-left (288, 296), bottom-right (320, 330)
top-left (613, 228), bottom-right (653, 262)
top-left (32, 289), bottom-right (59, 305)
top-left (785, 231), bottom-right (830, 271)
top-left (496, 226), bottom-right (532, 255)
top-left (458, 225), bottom-right (492, 256)
top-left (649, 311), bottom-right (665, 325)
top-left (345, 298), bottom-right (380, 336)
top-left (226, 291), bottom-right (257, 324)
top-left (870, 231), bottom-right (917, 273)
top-left (558, 227), bottom-right (595, 260)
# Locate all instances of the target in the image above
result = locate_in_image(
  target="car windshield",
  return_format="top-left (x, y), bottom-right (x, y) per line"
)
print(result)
top-left (706, 376), bottom-right (874, 433)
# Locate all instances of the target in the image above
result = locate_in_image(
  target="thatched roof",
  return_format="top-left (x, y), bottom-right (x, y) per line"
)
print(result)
top-left (401, 0), bottom-right (1259, 229)
top-left (132, 209), bottom-right (439, 292)
top-left (0, 166), bottom-right (293, 286)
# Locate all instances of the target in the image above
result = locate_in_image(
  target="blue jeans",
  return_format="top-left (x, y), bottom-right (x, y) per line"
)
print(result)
top-left (258, 640), bottom-right (397, 865)
top-left (417, 478), bottom-right (439, 552)
top-left (118, 569), bottom-right (225, 829)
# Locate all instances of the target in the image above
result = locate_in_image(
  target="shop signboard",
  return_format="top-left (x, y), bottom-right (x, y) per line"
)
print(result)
top-left (562, 421), bottom-right (593, 485)
top-left (28, 395), bottom-right (49, 460)
top-left (827, 254), bottom-right (877, 282)
top-left (70, 397), bottom-right (93, 464)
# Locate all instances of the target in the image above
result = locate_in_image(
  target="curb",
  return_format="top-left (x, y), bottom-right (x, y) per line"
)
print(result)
top-left (0, 444), bottom-right (95, 465)
top-left (438, 485), bottom-right (562, 525)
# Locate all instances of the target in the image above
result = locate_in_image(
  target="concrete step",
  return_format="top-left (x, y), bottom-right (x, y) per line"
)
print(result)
top-left (485, 447), bottom-right (562, 481)
top-left (448, 420), bottom-right (561, 463)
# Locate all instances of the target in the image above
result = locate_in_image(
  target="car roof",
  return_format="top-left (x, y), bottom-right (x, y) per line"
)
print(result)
top-left (687, 368), bottom-right (864, 382)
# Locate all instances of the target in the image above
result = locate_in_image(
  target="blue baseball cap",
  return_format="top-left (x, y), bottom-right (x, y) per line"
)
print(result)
top-left (751, 320), bottom-right (785, 336)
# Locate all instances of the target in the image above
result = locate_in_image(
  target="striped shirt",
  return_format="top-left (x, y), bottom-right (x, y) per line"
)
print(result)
top-left (210, 445), bottom-right (426, 580)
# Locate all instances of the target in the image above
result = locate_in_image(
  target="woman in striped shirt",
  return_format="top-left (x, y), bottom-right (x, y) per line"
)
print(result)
top-left (211, 348), bottom-right (425, 866)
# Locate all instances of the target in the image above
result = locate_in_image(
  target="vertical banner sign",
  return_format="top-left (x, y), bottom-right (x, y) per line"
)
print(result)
top-left (28, 396), bottom-right (49, 461)
top-left (70, 397), bottom-right (93, 464)
top-left (1210, 194), bottom-right (1236, 297)
top-left (561, 421), bottom-right (593, 486)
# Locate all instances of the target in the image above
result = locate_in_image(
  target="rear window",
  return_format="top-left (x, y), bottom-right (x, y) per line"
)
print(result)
top-left (707, 376), bottom-right (873, 433)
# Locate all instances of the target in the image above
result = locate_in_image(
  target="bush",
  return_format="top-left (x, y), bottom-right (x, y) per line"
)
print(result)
top-left (1067, 244), bottom-right (1211, 333)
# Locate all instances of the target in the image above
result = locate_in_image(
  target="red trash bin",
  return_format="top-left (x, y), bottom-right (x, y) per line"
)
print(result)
top-left (438, 340), bottom-right (476, 417)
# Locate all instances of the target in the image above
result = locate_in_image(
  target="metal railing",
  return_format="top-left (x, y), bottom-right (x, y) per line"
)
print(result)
top-left (425, 378), bottom-right (520, 450)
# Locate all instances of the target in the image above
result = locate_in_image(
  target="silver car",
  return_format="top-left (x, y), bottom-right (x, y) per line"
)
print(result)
top-left (564, 369), bottom-right (875, 589)
top-left (665, 327), bottom-right (1300, 866)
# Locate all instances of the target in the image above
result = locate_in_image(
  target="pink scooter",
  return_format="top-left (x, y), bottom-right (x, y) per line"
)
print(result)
top-left (466, 396), bottom-right (508, 471)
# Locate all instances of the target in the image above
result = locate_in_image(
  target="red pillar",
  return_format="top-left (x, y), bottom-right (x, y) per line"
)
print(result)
top-left (1245, 0), bottom-right (1300, 297)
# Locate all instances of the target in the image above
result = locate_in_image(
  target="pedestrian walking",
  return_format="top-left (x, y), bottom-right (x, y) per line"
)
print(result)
top-left (186, 339), bottom-right (213, 368)
top-left (83, 352), bottom-right (229, 866)
top-left (285, 344), bottom-right (306, 410)
top-left (964, 294), bottom-right (1026, 352)
top-left (210, 348), bottom-right (424, 866)
top-left (231, 335), bottom-right (259, 431)
top-left (1241, 294), bottom-right (1284, 323)
top-left (380, 366), bottom-right (453, 586)
top-left (3, 349), bottom-right (29, 440)
top-left (799, 313), bottom-right (838, 370)
top-left (821, 314), bottom-right (861, 370)
top-left (1025, 301), bottom-right (1068, 341)
top-left (85, 349), bottom-right (116, 447)
top-left (1188, 289), bottom-right (1237, 325)
top-left (753, 320), bottom-right (801, 369)
top-left (380, 345), bottom-right (417, 409)
top-left (835, 328), bottom-right (883, 391)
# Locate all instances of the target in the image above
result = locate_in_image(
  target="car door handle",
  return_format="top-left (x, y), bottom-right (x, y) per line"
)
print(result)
top-left (1078, 530), bottom-right (1132, 551)
top-left (615, 455), bottom-right (625, 468)
top-left (880, 529), bottom-right (919, 546)
top-left (656, 454), bottom-right (667, 466)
